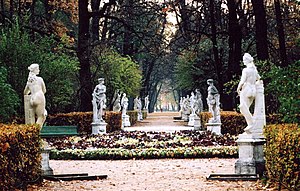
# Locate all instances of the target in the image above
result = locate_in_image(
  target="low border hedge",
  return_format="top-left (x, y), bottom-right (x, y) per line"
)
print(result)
top-left (50, 146), bottom-right (238, 160)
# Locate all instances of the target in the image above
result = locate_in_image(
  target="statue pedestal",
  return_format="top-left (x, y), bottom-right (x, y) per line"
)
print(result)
top-left (206, 123), bottom-right (222, 135)
top-left (137, 112), bottom-right (143, 121)
top-left (122, 115), bottom-right (131, 128)
top-left (92, 122), bottom-right (107, 134)
top-left (41, 146), bottom-right (53, 176)
top-left (188, 114), bottom-right (195, 126)
top-left (193, 115), bottom-right (201, 130)
top-left (182, 112), bottom-right (189, 122)
top-left (235, 133), bottom-right (265, 175)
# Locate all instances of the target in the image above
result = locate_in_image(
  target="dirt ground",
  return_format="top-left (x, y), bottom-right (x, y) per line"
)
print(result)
top-left (27, 112), bottom-right (268, 191)
top-left (28, 158), bottom-right (266, 191)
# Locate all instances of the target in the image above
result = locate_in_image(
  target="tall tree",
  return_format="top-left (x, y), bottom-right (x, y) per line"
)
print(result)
top-left (274, 0), bottom-right (288, 67)
top-left (251, 0), bottom-right (269, 60)
top-left (77, 0), bottom-right (93, 111)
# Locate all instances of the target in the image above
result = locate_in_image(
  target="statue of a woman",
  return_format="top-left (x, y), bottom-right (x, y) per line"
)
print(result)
top-left (236, 53), bottom-right (261, 130)
top-left (207, 79), bottom-right (220, 123)
top-left (92, 78), bottom-right (106, 122)
top-left (24, 64), bottom-right (47, 127)
top-left (121, 93), bottom-right (129, 116)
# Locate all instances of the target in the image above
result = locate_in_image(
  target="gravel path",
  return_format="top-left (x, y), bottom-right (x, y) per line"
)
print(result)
top-left (28, 112), bottom-right (266, 191)
top-left (28, 159), bottom-right (265, 191)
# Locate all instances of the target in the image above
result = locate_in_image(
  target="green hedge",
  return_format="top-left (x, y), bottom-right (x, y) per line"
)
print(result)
top-left (46, 111), bottom-right (122, 134)
top-left (127, 110), bottom-right (138, 126)
top-left (264, 124), bottom-right (300, 191)
top-left (200, 111), bottom-right (284, 135)
top-left (50, 146), bottom-right (238, 160)
top-left (0, 124), bottom-right (41, 190)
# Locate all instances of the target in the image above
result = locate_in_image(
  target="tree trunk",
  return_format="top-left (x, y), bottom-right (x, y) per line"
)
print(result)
top-left (274, 0), bottom-right (288, 67)
top-left (78, 0), bottom-right (93, 111)
top-left (226, 0), bottom-right (242, 110)
top-left (91, 0), bottom-right (101, 41)
top-left (123, 0), bottom-right (134, 56)
top-left (252, 0), bottom-right (269, 60)
top-left (0, 0), bottom-right (4, 24)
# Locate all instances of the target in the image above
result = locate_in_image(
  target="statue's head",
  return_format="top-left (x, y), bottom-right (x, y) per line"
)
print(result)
top-left (98, 78), bottom-right (104, 84)
top-left (28, 63), bottom-right (40, 74)
top-left (207, 79), bottom-right (214, 85)
top-left (243, 53), bottom-right (254, 65)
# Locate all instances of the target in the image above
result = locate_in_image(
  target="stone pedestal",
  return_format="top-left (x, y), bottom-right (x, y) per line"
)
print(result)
top-left (137, 112), bottom-right (143, 121)
top-left (122, 115), bottom-right (131, 128)
top-left (24, 95), bottom-right (35, 124)
top-left (235, 134), bottom-right (265, 175)
top-left (206, 123), bottom-right (222, 135)
top-left (182, 112), bottom-right (188, 122)
top-left (92, 122), bottom-right (107, 134)
top-left (193, 115), bottom-right (201, 130)
top-left (41, 147), bottom-right (53, 176)
top-left (188, 114), bottom-right (195, 126)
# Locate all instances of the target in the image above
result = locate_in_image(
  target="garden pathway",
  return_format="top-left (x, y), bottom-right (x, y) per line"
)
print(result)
top-left (26, 112), bottom-right (267, 191)
top-left (124, 111), bottom-right (194, 132)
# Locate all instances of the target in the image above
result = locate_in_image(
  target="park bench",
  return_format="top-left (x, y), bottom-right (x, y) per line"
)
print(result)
top-left (40, 125), bottom-right (78, 138)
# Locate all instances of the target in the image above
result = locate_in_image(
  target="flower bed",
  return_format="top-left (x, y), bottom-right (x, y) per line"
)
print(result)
top-left (46, 130), bottom-right (238, 160)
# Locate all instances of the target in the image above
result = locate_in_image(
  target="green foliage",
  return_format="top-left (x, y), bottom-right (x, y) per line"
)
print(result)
top-left (50, 146), bottom-right (238, 160)
top-left (0, 124), bottom-right (41, 190)
top-left (0, 21), bottom-right (79, 116)
top-left (91, 47), bottom-right (142, 107)
top-left (264, 124), bottom-right (300, 191)
top-left (257, 60), bottom-right (300, 123)
top-left (0, 67), bottom-right (20, 122)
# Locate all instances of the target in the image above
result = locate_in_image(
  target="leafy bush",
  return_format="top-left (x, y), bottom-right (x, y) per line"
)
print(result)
top-left (0, 124), bottom-right (41, 190)
top-left (256, 60), bottom-right (300, 123)
top-left (0, 67), bottom-right (20, 122)
top-left (91, 47), bottom-right (142, 109)
top-left (264, 124), bottom-right (300, 191)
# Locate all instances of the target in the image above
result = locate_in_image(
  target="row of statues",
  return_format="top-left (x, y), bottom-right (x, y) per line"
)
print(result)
top-left (24, 53), bottom-right (264, 135)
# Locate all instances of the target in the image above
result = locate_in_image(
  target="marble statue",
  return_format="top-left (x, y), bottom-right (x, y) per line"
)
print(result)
top-left (194, 89), bottom-right (203, 115)
top-left (189, 92), bottom-right (196, 115)
top-left (207, 79), bottom-right (221, 123)
top-left (137, 97), bottom-right (143, 121)
top-left (121, 93), bottom-right (129, 116)
top-left (237, 53), bottom-right (265, 134)
top-left (113, 90), bottom-right (121, 112)
top-left (92, 78), bottom-right (106, 122)
top-left (24, 63), bottom-right (47, 127)
top-left (134, 96), bottom-right (139, 110)
top-left (144, 95), bottom-right (150, 111)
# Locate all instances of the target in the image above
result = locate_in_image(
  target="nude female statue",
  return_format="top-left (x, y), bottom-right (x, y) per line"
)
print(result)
top-left (24, 64), bottom-right (47, 127)
top-left (237, 53), bottom-right (261, 130)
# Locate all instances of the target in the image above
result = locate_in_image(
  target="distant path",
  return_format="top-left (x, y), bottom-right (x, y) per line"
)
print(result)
top-left (124, 112), bottom-right (194, 132)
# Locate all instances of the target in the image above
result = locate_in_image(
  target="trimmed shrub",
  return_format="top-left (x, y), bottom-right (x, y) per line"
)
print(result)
top-left (201, 111), bottom-right (285, 135)
top-left (0, 124), bottom-right (41, 190)
top-left (50, 146), bottom-right (238, 160)
top-left (127, 111), bottom-right (138, 126)
top-left (142, 110), bottom-right (148, 119)
top-left (46, 111), bottom-right (122, 134)
top-left (264, 124), bottom-right (300, 191)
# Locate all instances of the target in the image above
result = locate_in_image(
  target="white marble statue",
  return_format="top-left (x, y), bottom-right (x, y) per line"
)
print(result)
top-left (237, 53), bottom-right (265, 134)
top-left (113, 90), bottom-right (121, 112)
top-left (24, 63), bottom-right (47, 127)
top-left (179, 97), bottom-right (183, 112)
top-left (207, 79), bottom-right (221, 123)
top-left (194, 89), bottom-right (203, 115)
top-left (144, 95), bottom-right (150, 111)
top-left (121, 93), bottom-right (129, 116)
top-left (189, 92), bottom-right (196, 115)
top-left (92, 78), bottom-right (106, 122)
top-left (134, 96), bottom-right (139, 110)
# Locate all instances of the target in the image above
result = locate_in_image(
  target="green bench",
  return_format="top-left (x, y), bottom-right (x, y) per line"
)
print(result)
top-left (40, 125), bottom-right (78, 138)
